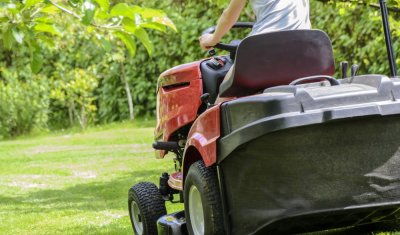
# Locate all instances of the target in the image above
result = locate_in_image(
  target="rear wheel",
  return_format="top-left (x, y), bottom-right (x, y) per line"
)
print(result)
top-left (184, 161), bottom-right (225, 235)
top-left (128, 182), bottom-right (167, 235)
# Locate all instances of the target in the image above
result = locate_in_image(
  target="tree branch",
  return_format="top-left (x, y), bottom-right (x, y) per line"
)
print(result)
top-left (48, 0), bottom-right (122, 30)
top-left (48, 0), bottom-right (81, 19)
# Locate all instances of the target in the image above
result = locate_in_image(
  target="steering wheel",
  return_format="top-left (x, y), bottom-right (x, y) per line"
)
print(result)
top-left (202, 22), bottom-right (254, 53)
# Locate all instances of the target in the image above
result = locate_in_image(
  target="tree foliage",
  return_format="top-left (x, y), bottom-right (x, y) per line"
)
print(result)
top-left (311, 0), bottom-right (400, 75)
top-left (0, 0), bottom-right (176, 72)
top-left (0, 0), bottom-right (176, 137)
top-left (1, 0), bottom-right (400, 139)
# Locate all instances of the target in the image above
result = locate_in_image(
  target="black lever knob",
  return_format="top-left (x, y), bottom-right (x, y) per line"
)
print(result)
top-left (208, 49), bottom-right (216, 56)
top-left (351, 64), bottom-right (359, 77)
top-left (350, 64), bottom-right (360, 83)
top-left (200, 93), bottom-right (210, 103)
top-left (340, 61), bottom-right (348, 79)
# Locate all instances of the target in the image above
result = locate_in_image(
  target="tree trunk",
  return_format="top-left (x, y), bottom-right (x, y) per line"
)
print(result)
top-left (80, 104), bottom-right (87, 130)
top-left (120, 61), bottom-right (134, 120)
top-left (68, 100), bottom-right (75, 126)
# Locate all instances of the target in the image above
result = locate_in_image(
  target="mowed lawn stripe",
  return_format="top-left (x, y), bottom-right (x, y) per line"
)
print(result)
top-left (0, 122), bottom-right (181, 235)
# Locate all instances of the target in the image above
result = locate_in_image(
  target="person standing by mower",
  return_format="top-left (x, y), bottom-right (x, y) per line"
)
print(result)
top-left (199, 0), bottom-right (311, 50)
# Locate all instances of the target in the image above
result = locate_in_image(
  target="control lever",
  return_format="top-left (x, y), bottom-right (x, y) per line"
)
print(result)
top-left (340, 61), bottom-right (348, 79)
top-left (350, 64), bottom-right (359, 83)
top-left (153, 141), bottom-right (179, 151)
top-left (207, 57), bottom-right (225, 70)
top-left (159, 172), bottom-right (173, 201)
top-left (208, 49), bottom-right (216, 56)
top-left (200, 93), bottom-right (211, 108)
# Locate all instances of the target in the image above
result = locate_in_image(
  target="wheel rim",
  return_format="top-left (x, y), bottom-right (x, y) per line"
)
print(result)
top-left (130, 201), bottom-right (144, 235)
top-left (189, 185), bottom-right (205, 235)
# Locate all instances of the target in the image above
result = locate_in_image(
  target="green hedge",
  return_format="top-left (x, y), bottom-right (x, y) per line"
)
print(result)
top-left (0, 69), bottom-right (49, 139)
top-left (310, 1), bottom-right (400, 76)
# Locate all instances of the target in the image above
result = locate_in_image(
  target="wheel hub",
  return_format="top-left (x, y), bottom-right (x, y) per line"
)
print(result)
top-left (131, 201), bottom-right (144, 235)
top-left (189, 185), bottom-right (205, 235)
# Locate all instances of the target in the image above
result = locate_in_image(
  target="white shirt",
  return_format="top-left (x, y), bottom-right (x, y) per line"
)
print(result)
top-left (250, 0), bottom-right (311, 35)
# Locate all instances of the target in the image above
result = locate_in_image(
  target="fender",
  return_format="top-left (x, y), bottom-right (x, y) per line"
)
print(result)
top-left (182, 105), bottom-right (221, 180)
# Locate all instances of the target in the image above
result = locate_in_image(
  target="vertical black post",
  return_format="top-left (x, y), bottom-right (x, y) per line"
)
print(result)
top-left (379, 0), bottom-right (397, 77)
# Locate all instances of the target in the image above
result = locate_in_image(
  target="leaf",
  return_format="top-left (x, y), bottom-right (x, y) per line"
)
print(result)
top-left (122, 18), bottom-right (137, 33)
top-left (140, 8), bottom-right (165, 18)
top-left (86, 25), bottom-right (95, 33)
top-left (140, 22), bottom-right (166, 32)
top-left (12, 28), bottom-right (24, 44)
top-left (98, 36), bottom-right (111, 52)
top-left (111, 52), bottom-right (124, 62)
top-left (96, 10), bottom-right (109, 20)
top-left (94, 0), bottom-right (108, 12)
top-left (115, 31), bottom-right (136, 56)
top-left (6, 3), bottom-right (19, 14)
top-left (110, 3), bottom-right (140, 20)
top-left (3, 26), bottom-right (14, 49)
top-left (133, 27), bottom-right (153, 57)
top-left (68, 0), bottom-right (79, 7)
top-left (31, 50), bottom-right (43, 73)
top-left (37, 35), bottom-right (55, 47)
top-left (122, 18), bottom-right (154, 55)
top-left (40, 5), bottom-right (60, 14)
top-left (0, 17), bottom-right (9, 23)
top-left (33, 16), bottom-right (52, 23)
top-left (34, 23), bottom-right (61, 35)
top-left (151, 16), bottom-right (177, 32)
top-left (24, 0), bottom-right (43, 9)
top-left (82, 1), bottom-right (96, 25)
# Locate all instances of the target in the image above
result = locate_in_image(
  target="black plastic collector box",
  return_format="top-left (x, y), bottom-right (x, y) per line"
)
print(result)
top-left (218, 75), bottom-right (400, 234)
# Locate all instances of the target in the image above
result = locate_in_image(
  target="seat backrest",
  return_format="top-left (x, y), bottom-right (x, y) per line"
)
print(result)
top-left (219, 30), bottom-right (335, 97)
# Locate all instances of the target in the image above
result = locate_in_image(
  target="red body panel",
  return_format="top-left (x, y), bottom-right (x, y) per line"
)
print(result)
top-left (155, 61), bottom-right (203, 158)
top-left (184, 105), bottom-right (221, 167)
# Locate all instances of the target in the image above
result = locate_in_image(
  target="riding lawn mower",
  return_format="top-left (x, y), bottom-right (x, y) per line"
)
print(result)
top-left (128, 1), bottom-right (400, 234)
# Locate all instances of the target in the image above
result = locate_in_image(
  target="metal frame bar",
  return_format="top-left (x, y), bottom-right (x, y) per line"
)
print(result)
top-left (379, 0), bottom-right (398, 77)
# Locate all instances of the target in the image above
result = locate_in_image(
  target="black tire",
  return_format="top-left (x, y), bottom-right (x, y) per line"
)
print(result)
top-left (128, 182), bottom-right (167, 235)
top-left (184, 160), bottom-right (225, 235)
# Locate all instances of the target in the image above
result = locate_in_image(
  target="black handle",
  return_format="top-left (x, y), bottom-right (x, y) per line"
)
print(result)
top-left (379, 0), bottom-right (397, 77)
top-left (290, 75), bottom-right (340, 86)
top-left (153, 141), bottom-right (180, 151)
top-left (351, 64), bottom-right (359, 77)
top-left (340, 61), bottom-right (348, 79)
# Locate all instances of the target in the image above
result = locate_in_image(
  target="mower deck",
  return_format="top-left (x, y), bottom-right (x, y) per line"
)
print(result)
top-left (157, 202), bottom-right (400, 235)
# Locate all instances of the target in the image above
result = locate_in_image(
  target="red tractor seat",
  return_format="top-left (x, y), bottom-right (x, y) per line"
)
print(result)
top-left (219, 30), bottom-right (335, 97)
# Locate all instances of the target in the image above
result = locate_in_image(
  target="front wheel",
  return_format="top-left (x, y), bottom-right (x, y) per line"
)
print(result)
top-left (184, 161), bottom-right (225, 235)
top-left (128, 182), bottom-right (167, 235)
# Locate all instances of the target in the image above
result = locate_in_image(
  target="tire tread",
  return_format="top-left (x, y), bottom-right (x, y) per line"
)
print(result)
top-left (128, 182), bottom-right (166, 235)
top-left (185, 161), bottom-right (225, 235)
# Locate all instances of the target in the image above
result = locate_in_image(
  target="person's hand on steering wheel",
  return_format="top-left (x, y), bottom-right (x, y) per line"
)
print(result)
top-left (199, 22), bottom-right (254, 54)
top-left (199, 33), bottom-right (219, 50)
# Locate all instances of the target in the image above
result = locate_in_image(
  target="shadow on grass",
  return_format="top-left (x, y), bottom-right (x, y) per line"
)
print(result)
top-left (0, 169), bottom-right (161, 213)
top-left (0, 169), bottom-right (167, 234)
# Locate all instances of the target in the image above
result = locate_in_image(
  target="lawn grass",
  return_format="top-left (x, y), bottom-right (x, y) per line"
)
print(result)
top-left (0, 120), bottom-right (398, 235)
top-left (0, 120), bottom-right (182, 235)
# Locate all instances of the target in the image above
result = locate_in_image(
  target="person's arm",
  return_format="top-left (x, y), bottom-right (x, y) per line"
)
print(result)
top-left (199, 0), bottom-right (247, 50)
